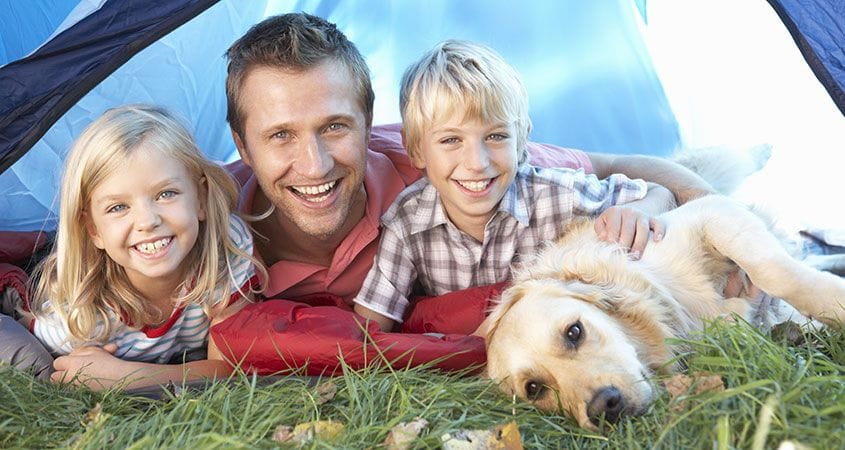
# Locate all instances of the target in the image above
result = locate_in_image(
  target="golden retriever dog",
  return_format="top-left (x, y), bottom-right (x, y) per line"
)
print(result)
top-left (485, 194), bottom-right (845, 430)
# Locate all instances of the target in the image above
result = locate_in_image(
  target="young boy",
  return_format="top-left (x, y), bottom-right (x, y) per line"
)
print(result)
top-left (353, 40), bottom-right (675, 332)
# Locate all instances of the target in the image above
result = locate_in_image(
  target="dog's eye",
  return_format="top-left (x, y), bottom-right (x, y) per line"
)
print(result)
top-left (565, 321), bottom-right (583, 346)
top-left (524, 380), bottom-right (546, 400)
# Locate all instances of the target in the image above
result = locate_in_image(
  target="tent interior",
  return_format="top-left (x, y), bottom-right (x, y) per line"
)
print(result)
top-left (1, 0), bottom-right (843, 253)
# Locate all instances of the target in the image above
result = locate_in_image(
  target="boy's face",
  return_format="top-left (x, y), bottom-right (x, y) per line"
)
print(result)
top-left (412, 113), bottom-right (519, 236)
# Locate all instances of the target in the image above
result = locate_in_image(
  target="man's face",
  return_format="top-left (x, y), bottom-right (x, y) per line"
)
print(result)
top-left (233, 60), bottom-right (369, 242)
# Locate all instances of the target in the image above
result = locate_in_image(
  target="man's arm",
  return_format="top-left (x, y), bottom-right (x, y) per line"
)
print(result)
top-left (589, 153), bottom-right (716, 205)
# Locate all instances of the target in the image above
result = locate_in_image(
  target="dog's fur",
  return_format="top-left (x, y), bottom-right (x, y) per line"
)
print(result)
top-left (485, 194), bottom-right (845, 429)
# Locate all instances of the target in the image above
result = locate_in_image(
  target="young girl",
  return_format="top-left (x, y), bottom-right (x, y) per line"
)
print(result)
top-left (25, 104), bottom-right (263, 390)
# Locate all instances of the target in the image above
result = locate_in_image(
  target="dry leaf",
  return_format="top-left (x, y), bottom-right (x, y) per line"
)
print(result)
top-left (83, 402), bottom-right (104, 426)
top-left (664, 372), bottom-right (725, 412)
top-left (383, 417), bottom-right (428, 450)
top-left (272, 425), bottom-right (294, 443)
top-left (314, 381), bottom-right (338, 405)
top-left (441, 421), bottom-right (523, 450)
top-left (272, 420), bottom-right (345, 446)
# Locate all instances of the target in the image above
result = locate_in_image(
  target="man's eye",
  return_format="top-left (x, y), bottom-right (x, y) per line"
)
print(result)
top-left (327, 123), bottom-right (347, 132)
top-left (272, 130), bottom-right (289, 140)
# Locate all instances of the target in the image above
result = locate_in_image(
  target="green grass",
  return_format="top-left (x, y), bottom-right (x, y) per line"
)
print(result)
top-left (1, 321), bottom-right (843, 449)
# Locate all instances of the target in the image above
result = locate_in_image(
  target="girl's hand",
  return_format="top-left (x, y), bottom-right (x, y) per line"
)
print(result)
top-left (594, 206), bottom-right (666, 260)
top-left (51, 343), bottom-right (136, 390)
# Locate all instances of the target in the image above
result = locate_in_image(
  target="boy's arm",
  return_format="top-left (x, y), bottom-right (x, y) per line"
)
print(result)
top-left (589, 153), bottom-right (715, 205)
top-left (595, 182), bottom-right (675, 259)
top-left (353, 303), bottom-right (396, 332)
top-left (352, 226), bottom-right (417, 332)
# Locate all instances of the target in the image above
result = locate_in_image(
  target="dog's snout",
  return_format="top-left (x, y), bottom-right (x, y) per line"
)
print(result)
top-left (588, 386), bottom-right (625, 424)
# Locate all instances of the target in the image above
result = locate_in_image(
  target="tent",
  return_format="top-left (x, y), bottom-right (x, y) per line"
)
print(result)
top-left (2, 0), bottom-right (842, 235)
top-left (1, 0), bottom-right (843, 375)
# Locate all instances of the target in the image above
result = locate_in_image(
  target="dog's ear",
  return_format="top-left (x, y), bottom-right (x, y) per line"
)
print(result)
top-left (485, 285), bottom-right (527, 345)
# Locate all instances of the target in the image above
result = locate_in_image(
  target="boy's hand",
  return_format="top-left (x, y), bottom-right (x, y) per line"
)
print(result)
top-left (595, 206), bottom-right (666, 259)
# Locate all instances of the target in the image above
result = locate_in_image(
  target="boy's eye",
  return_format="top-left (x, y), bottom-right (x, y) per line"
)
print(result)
top-left (487, 133), bottom-right (508, 141)
top-left (439, 137), bottom-right (459, 145)
top-left (106, 204), bottom-right (127, 214)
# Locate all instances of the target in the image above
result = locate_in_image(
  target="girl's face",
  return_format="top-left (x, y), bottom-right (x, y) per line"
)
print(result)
top-left (85, 144), bottom-right (206, 294)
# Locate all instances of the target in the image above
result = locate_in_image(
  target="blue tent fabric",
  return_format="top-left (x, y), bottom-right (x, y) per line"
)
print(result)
top-left (0, 0), bottom-right (218, 173)
top-left (0, 0), bottom-right (843, 232)
top-left (767, 0), bottom-right (845, 116)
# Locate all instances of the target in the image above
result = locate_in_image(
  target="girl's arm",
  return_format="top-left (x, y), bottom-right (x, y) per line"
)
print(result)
top-left (51, 299), bottom-right (249, 391)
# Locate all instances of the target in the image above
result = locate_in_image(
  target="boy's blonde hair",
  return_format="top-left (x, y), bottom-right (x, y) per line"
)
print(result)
top-left (400, 40), bottom-right (532, 163)
top-left (30, 105), bottom-right (262, 344)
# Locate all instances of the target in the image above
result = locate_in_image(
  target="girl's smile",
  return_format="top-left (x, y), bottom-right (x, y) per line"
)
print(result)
top-left (86, 144), bottom-right (206, 295)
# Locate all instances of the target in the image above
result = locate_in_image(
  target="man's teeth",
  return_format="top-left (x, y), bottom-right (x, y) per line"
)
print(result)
top-left (457, 179), bottom-right (491, 192)
top-left (136, 237), bottom-right (171, 254)
top-left (291, 180), bottom-right (336, 202)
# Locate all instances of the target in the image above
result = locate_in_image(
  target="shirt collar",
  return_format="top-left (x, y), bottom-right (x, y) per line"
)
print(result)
top-left (409, 165), bottom-right (533, 235)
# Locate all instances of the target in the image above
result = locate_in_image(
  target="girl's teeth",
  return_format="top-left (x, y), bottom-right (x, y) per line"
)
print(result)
top-left (136, 237), bottom-right (171, 254)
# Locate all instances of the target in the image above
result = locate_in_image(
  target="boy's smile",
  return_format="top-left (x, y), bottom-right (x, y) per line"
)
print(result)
top-left (412, 114), bottom-right (520, 241)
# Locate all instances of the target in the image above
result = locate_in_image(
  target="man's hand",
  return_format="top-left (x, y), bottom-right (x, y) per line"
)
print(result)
top-left (595, 206), bottom-right (665, 260)
top-left (51, 343), bottom-right (134, 390)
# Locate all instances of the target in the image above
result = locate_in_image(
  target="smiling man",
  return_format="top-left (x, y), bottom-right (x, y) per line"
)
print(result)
top-left (223, 13), bottom-right (714, 314)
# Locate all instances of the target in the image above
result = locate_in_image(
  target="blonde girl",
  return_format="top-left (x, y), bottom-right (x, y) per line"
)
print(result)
top-left (27, 104), bottom-right (263, 389)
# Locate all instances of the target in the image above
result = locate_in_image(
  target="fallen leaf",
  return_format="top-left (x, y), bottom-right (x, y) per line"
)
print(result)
top-left (441, 421), bottom-right (523, 450)
top-left (664, 372), bottom-right (725, 412)
top-left (272, 420), bottom-right (344, 446)
top-left (272, 425), bottom-right (294, 443)
top-left (383, 417), bottom-right (428, 450)
top-left (83, 402), bottom-right (104, 426)
top-left (313, 381), bottom-right (338, 405)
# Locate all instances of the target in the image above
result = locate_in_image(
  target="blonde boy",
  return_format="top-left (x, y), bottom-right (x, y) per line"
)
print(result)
top-left (353, 40), bottom-right (674, 331)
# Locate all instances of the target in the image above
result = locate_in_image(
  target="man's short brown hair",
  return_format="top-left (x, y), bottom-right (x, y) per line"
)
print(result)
top-left (225, 13), bottom-right (375, 138)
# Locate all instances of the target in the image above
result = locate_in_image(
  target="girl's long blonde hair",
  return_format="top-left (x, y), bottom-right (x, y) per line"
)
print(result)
top-left (30, 105), bottom-right (263, 343)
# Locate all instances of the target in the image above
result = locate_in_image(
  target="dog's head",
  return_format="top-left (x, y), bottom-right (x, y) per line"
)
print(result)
top-left (486, 275), bottom-right (684, 430)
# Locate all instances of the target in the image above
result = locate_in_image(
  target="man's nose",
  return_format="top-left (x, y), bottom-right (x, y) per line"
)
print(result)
top-left (295, 134), bottom-right (334, 178)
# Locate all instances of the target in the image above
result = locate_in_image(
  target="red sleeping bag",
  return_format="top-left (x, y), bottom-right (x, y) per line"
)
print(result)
top-left (210, 283), bottom-right (508, 375)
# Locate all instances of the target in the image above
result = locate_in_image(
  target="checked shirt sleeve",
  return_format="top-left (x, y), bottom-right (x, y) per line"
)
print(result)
top-left (352, 225), bottom-right (418, 322)
top-left (571, 171), bottom-right (648, 215)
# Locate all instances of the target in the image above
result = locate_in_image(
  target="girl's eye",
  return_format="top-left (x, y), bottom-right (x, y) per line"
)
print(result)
top-left (158, 190), bottom-right (178, 200)
top-left (106, 204), bottom-right (127, 214)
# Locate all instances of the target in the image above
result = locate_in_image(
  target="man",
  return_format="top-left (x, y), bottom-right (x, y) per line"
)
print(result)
top-left (224, 13), bottom-right (715, 310)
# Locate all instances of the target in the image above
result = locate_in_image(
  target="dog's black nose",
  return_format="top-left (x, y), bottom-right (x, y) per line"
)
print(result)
top-left (588, 386), bottom-right (625, 424)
